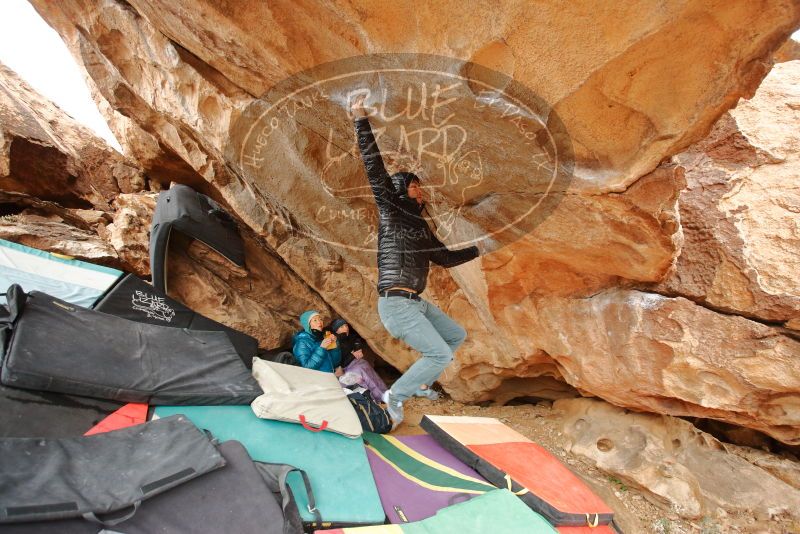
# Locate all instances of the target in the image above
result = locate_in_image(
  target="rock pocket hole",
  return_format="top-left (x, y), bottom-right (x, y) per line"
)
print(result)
top-left (596, 438), bottom-right (614, 452)
top-left (672, 438), bottom-right (681, 449)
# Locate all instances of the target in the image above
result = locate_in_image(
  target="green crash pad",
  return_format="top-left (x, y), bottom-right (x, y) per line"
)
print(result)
top-left (315, 489), bottom-right (558, 533)
top-left (154, 405), bottom-right (384, 526)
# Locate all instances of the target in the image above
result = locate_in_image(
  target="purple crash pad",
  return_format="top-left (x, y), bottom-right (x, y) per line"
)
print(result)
top-left (363, 433), bottom-right (496, 523)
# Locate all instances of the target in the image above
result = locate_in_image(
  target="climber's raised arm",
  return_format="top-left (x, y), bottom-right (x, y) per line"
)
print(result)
top-left (352, 95), bottom-right (395, 211)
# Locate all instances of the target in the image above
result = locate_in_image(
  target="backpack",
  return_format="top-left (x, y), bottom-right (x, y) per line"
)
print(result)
top-left (258, 349), bottom-right (298, 366)
top-left (346, 386), bottom-right (392, 434)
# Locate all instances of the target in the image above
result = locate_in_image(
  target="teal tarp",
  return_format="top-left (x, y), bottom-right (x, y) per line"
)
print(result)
top-left (153, 405), bottom-right (385, 526)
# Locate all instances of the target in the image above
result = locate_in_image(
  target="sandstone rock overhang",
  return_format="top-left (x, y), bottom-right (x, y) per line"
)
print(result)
top-left (20, 0), bottom-right (800, 443)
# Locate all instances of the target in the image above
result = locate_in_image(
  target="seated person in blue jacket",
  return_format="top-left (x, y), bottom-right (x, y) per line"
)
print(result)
top-left (293, 310), bottom-right (342, 374)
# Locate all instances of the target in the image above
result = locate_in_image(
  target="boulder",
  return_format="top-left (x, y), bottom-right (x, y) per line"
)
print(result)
top-left (557, 397), bottom-right (800, 520)
top-left (536, 290), bottom-right (800, 444)
top-left (721, 442), bottom-right (800, 491)
top-left (0, 211), bottom-right (121, 265)
top-left (101, 192), bottom-right (157, 276)
top-left (656, 61), bottom-right (800, 329)
top-left (0, 61), bottom-right (144, 208)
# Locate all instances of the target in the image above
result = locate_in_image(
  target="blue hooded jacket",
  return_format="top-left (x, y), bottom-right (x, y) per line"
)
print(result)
top-left (292, 310), bottom-right (341, 373)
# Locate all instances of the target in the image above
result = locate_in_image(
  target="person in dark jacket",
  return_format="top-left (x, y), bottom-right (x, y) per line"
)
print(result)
top-left (329, 318), bottom-right (362, 369)
top-left (293, 310), bottom-right (342, 373)
top-left (351, 95), bottom-right (480, 429)
top-left (329, 318), bottom-right (388, 400)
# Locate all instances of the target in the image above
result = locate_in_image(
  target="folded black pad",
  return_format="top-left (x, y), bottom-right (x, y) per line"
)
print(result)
top-left (0, 286), bottom-right (262, 405)
top-left (0, 299), bottom-right (124, 438)
top-left (150, 184), bottom-right (245, 294)
top-left (93, 274), bottom-right (258, 367)
top-left (0, 414), bottom-right (225, 524)
top-left (0, 441), bottom-right (304, 534)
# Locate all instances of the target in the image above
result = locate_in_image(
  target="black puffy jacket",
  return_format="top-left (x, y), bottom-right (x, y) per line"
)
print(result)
top-left (355, 117), bottom-right (479, 294)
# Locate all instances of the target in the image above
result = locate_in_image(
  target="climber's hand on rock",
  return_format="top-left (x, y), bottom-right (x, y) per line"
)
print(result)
top-left (351, 93), bottom-right (368, 119)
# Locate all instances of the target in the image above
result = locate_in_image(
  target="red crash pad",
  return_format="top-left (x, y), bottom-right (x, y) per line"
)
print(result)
top-left (421, 415), bottom-right (614, 527)
top-left (84, 403), bottom-right (148, 435)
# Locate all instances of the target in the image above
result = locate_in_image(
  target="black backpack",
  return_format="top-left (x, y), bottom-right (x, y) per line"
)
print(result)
top-left (257, 349), bottom-right (298, 366)
top-left (346, 387), bottom-right (392, 434)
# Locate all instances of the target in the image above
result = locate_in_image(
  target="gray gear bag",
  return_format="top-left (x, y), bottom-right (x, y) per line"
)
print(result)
top-left (0, 414), bottom-right (225, 524)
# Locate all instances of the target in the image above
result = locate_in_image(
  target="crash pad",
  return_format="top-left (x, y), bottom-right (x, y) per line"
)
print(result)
top-left (93, 273), bottom-right (258, 366)
top-left (1, 287), bottom-right (261, 405)
top-left (313, 489), bottom-right (557, 533)
top-left (364, 433), bottom-right (495, 523)
top-left (251, 358), bottom-right (362, 438)
top-left (420, 415), bottom-right (614, 527)
top-left (84, 403), bottom-right (148, 435)
top-left (0, 440), bottom-right (297, 534)
top-left (154, 405), bottom-right (384, 528)
top-left (0, 415), bottom-right (224, 524)
top-left (150, 184), bottom-right (244, 294)
top-left (0, 238), bottom-right (122, 308)
top-left (0, 384), bottom-right (123, 438)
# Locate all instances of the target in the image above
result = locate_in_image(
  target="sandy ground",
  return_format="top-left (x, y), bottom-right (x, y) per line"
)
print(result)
top-left (395, 395), bottom-right (800, 534)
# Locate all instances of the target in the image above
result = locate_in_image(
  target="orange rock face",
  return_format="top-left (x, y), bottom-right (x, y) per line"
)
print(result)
top-left (656, 61), bottom-right (800, 328)
top-left (14, 0), bottom-right (800, 443)
top-left (539, 290), bottom-right (800, 443)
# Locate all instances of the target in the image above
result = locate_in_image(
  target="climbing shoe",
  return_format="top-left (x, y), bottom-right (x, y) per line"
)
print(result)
top-left (382, 390), bottom-right (404, 430)
top-left (414, 387), bottom-right (440, 400)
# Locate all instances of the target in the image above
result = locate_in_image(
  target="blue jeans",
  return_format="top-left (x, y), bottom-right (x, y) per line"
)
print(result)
top-left (377, 296), bottom-right (467, 402)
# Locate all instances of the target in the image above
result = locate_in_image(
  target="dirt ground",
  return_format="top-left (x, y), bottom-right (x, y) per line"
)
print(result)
top-left (396, 395), bottom-right (800, 534)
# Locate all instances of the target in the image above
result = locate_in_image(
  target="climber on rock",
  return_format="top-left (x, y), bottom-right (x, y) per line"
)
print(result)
top-left (351, 94), bottom-right (481, 430)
